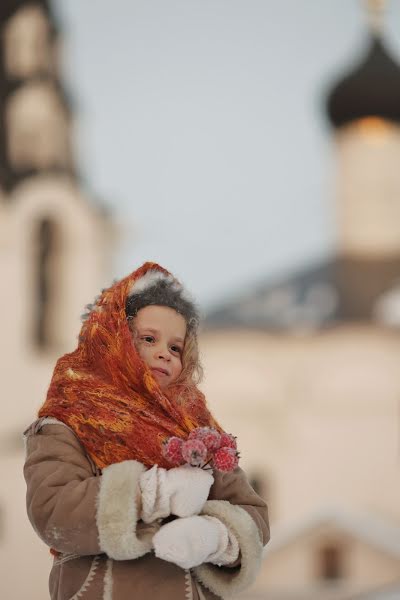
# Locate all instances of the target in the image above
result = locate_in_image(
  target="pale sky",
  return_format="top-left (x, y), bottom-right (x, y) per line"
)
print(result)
top-left (54, 1), bottom-right (400, 309)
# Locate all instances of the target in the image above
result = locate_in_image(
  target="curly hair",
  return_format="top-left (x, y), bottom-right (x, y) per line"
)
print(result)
top-left (174, 325), bottom-right (204, 386)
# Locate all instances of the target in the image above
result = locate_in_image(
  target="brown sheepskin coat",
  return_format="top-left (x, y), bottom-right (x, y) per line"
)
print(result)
top-left (23, 418), bottom-right (270, 599)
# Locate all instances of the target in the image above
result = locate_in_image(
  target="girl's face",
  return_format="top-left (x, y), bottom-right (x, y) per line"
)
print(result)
top-left (131, 305), bottom-right (187, 389)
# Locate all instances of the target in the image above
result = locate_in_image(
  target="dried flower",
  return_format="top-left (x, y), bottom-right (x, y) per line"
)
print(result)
top-left (181, 439), bottom-right (208, 466)
top-left (162, 436), bottom-right (184, 466)
top-left (219, 432), bottom-right (237, 450)
top-left (162, 427), bottom-right (240, 473)
top-left (189, 426), bottom-right (221, 451)
top-left (213, 447), bottom-right (239, 472)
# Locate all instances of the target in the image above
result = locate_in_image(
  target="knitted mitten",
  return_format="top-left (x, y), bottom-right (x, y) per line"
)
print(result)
top-left (139, 465), bottom-right (214, 523)
top-left (152, 515), bottom-right (239, 569)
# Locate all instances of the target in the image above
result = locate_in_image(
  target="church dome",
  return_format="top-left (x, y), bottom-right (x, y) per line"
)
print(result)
top-left (327, 36), bottom-right (400, 128)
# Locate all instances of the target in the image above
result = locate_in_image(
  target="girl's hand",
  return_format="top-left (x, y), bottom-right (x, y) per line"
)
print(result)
top-left (140, 464), bottom-right (213, 522)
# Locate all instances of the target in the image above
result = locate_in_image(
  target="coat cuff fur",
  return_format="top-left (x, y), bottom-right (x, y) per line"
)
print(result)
top-left (96, 460), bottom-right (157, 560)
top-left (193, 500), bottom-right (263, 598)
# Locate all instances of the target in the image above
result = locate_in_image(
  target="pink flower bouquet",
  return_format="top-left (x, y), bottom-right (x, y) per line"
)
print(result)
top-left (162, 426), bottom-right (240, 473)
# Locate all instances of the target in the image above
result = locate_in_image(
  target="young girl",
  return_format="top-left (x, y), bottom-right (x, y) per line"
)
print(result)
top-left (23, 261), bottom-right (269, 600)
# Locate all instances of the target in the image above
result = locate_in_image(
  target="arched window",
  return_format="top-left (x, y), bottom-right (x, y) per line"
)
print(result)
top-left (317, 543), bottom-right (344, 582)
top-left (6, 82), bottom-right (70, 170)
top-left (33, 218), bottom-right (59, 350)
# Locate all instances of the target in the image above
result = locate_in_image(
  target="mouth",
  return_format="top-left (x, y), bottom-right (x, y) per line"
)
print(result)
top-left (151, 367), bottom-right (169, 376)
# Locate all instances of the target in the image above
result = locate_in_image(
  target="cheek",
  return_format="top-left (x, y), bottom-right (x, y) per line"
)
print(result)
top-left (134, 341), bottom-right (148, 362)
top-left (174, 358), bottom-right (183, 376)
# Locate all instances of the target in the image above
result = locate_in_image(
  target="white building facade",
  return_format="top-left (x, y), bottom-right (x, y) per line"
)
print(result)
top-left (0, 3), bottom-right (114, 598)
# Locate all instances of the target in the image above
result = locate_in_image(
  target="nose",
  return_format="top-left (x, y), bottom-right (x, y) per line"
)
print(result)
top-left (154, 343), bottom-right (170, 361)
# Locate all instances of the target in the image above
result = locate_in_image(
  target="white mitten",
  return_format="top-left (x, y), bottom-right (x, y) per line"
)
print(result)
top-left (139, 465), bottom-right (214, 523)
top-left (152, 515), bottom-right (239, 569)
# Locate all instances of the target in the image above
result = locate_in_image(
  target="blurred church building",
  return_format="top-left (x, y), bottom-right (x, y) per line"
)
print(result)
top-left (202, 4), bottom-right (400, 600)
top-left (0, 1), bottom-right (399, 600)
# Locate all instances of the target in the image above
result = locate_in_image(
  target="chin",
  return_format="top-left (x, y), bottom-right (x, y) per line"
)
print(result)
top-left (153, 374), bottom-right (171, 389)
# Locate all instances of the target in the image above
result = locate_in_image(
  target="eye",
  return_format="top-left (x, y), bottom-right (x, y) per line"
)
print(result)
top-left (171, 345), bottom-right (182, 354)
top-left (142, 335), bottom-right (155, 343)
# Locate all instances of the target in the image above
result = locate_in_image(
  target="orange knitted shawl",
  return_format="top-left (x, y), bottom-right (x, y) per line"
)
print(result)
top-left (38, 262), bottom-right (222, 470)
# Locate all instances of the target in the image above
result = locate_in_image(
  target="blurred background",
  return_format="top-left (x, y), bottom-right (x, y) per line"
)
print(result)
top-left (0, 0), bottom-right (399, 598)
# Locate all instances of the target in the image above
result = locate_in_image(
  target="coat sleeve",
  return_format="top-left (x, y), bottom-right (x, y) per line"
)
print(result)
top-left (193, 467), bottom-right (270, 598)
top-left (23, 420), bottom-right (159, 560)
